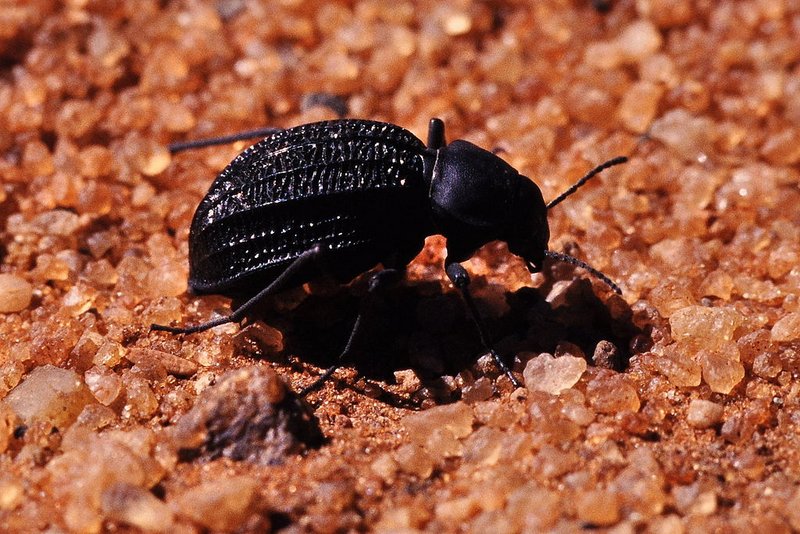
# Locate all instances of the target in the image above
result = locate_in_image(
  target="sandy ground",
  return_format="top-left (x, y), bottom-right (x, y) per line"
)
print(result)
top-left (1, 0), bottom-right (800, 532)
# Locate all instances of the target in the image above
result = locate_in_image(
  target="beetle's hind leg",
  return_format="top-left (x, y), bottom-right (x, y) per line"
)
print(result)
top-left (445, 261), bottom-right (523, 388)
top-left (299, 268), bottom-right (404, 395)
top-left (151, 244), bottom-right (327, 335)
top-left (168, 126), bottom-right (284, 154)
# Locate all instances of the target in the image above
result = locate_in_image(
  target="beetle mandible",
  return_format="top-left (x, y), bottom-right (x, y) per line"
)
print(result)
top-left (152, 118), bottom-right (627, 390)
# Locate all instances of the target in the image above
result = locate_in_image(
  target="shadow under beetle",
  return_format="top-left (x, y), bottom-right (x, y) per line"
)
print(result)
top-left (152, 118), bottom-right (627, 391)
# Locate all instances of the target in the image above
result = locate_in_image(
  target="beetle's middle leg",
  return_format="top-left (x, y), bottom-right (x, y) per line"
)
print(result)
top-left (299, 268), bottom-right (403, 395)
top-left (151, 244), bottom-right (327, 335)
top-left (445, 261), bottom-right (523, 388)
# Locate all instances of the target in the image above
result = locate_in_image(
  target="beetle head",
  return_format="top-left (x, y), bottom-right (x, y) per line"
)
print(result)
top-left (504, 175), bottom-right (550, 271)
top-left (429, 138), bottom-right (626, 294)
top-left (429, 140), bottom-right (549, 266)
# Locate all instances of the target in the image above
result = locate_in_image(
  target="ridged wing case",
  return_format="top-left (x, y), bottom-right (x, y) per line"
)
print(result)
top-left (188, 120), bottom-right (431, 294)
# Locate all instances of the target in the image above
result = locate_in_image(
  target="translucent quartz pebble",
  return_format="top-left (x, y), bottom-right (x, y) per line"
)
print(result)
top-left (4, 365), bottom-right (92, 429)
top-left (686, 399), bottom-right (725, 429)
top-left (669, 306), bottom-right (741, 351)
top-left (101, 482), bottom-right (175, 533)
top-left (771, 312), bottom-right (800, 342)
top-left (523, 353), bottom-right (587, 395)
top-left (172, 477), bottom-right (261, 532)
top-left (0, 274), bottom-right (32, 313)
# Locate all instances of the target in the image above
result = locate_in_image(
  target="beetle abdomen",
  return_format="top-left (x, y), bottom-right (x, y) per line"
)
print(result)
top-left (189, 120), bottom-right (430, 294)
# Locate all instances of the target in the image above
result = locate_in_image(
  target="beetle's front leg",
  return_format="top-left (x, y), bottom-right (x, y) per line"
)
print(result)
top-left (445, 261), bottom-right (522, 388)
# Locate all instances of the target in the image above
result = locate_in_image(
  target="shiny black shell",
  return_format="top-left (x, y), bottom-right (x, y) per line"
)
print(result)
top-left (188, 120), bottom-right (432, 294)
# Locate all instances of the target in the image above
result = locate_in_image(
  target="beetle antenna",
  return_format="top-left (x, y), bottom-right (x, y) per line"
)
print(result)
top-left (168, 127), bottom-right (283, 154)
top-left (546, 156), bottom-right (627, 210)
top-left (538, 251), bottom-right (622, 295)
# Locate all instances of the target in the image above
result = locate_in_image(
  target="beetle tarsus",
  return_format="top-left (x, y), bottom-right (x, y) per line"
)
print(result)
top-left (150, 316), bottom-right (230, 335)
top-left (298, 364), bottom-right (339, 396)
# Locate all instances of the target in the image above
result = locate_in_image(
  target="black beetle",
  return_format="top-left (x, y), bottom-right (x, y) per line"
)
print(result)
top-left (153, 118), bottom-right (626, 390)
